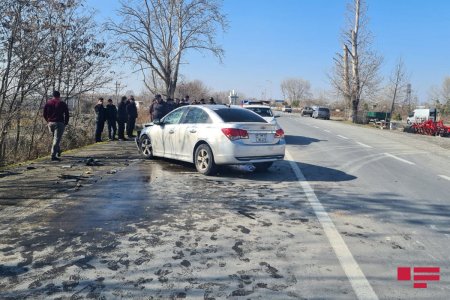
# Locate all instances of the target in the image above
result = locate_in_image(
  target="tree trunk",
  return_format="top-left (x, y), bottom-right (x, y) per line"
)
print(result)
top-left (351, 0), bottom-right (361, 123)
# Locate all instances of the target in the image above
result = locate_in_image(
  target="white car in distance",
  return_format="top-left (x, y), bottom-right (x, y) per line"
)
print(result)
top-left (243, 104), bottom-right (281, 128)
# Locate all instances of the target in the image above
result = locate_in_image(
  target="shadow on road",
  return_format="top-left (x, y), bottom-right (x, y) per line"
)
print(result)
top-left (316, 190), bottom-right (450, 235)
top-left (285, 135), bottom-right (325, 146)
top-left (293, 162), bottom-right (357, 182)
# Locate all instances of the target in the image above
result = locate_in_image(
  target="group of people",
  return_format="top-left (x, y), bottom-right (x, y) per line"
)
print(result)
top-left (94, 96), bottom-right (138, 142)
top-left (43, 91), bottom-right (219, 161)
top-left (149, 94), bottom-right (216, 121)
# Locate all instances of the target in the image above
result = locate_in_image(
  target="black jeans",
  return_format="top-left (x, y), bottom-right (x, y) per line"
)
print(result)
top-left (126, 118), bottom-right (136, 137)
top-left (117, 120), bottom-right (126, 139)
top-left (95, 120), bottom-right (105, 142)
top-left (107, 119), bottom-right (117, 140)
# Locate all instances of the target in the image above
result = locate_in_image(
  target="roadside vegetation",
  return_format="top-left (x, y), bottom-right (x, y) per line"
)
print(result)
top-left (1, 0), bottom-right (449, 167)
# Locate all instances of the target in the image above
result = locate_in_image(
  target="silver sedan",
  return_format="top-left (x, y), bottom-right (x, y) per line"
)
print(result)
top-left (137, 105), bottom-right (285, 175)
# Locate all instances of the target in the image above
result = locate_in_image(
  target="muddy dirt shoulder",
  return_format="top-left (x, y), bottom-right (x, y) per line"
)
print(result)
top-left (0, 141), bottom-right (141, 212)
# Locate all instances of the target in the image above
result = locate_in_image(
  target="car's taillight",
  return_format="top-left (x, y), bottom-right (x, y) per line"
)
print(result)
top-left (275, 128), bottom-right (284, 138)
top-left (221, 128), bottom-right (249, 140)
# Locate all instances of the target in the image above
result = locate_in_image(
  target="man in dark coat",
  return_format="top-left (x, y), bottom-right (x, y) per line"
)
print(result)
top-left (94, 97), bottom-right (106, 142)
top-left (149, 94), bottom-right (167, 122)
top-left (117, 96), bottom-right (127, 140)
top-left (126, 96), bottom-right (138, 138)
top-left (166, 98), bottom-right (176, 114)
top-left (106, 98), bottom-right (118, 141)
top-left (43, 90), bottom-right (69, 161)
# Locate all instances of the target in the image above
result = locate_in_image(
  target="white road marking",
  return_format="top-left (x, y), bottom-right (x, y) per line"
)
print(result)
top-left (356, 142), bottom-right (372, 148)
top-left (324, 130), bottom-right (331, 133)
top-left (438, 175), bottom-right (450, 181)
top-left (286, 150), bottom-right (378, 300)
top-left (313, 126), bottom-right (320, 129)
top-left (384, 153), bottom-right (415, 165)
top-left (337, 135), bottom-right (349, 139)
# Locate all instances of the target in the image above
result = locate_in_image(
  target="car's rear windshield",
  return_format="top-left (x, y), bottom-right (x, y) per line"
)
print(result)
top-left (245, 107), bottom-right (273, 117)
top-left (319, 108), bottom-right (330, 112)
top-left (213, 108), bottom-right (266, 123)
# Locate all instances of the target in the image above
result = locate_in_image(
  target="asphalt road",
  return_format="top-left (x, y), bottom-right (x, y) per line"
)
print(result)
top-left (279, 114), bottom-right (450, 299)
top-left (0, 116), bottom-right (449, 299)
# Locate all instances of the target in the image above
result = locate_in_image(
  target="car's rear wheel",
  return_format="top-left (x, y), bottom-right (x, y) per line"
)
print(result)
top-left (139, 135), bottom-right (153, 158)
top-left (194, 144), bottom-right (217, 175)
top-left (253, 161), bottom-right (273, 172)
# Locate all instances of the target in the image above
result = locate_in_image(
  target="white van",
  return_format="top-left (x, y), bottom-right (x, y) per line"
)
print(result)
top-left (407, 108), bottom-right (437, 124)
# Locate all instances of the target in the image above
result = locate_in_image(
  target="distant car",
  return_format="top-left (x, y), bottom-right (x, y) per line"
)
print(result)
top-left (243, 104), bottom-right (281, 128)
top-left (282, 105), bottom-right (292, 113)
top-left (301, 106), bottom-right (314, 117)
top-left (312, 107), bottom-right (330, 120)
top-left (137, 105), bottom-right (285, 175)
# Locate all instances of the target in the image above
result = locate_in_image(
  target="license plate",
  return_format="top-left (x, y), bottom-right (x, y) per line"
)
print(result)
top-left (255, 133), bottom-right (267, 143)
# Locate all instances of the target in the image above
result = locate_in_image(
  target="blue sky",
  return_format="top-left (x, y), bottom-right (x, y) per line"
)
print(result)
top-left (89, 0), bottom-right (450, 102)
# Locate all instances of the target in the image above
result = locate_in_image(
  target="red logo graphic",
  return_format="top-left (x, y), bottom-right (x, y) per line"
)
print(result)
top-left (397, 267), bottom-right (440, 288)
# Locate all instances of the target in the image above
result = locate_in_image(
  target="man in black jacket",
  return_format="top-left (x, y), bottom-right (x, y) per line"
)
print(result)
top-left (106, 99), bottom-right (118, 141)
top-left (126, 96), bottom-right (138, 138)
top-left (149, 94), bottom-right (167, 122)
top-left (117, 96), bottom-right (127, 140)
top-left (94, 97), bottom-right (106, 142)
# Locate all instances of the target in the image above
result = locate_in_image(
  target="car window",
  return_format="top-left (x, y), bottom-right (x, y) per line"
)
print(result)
top-left (182, 107), bottom-right (211, 124)
top-left (319, 108), bottom-right (330, 112)
top-left (246, 107), bottom-right (273, 117)
top-left (213, 108), bottom-right (266, 123)
top-left (162, 107), bottom-right (186, 124)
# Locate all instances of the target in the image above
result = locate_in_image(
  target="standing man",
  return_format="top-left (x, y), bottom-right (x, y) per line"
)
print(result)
top-left (149, 94), bottom-right (167, 122)
top-left (43, 90), bottom-right (69, 161)
top-left (94, 97), bottom-right (106, 142)
top-left (106, 98), bottom-right (118, 141)
top-left (117, 96), bottom-right (127, 141)
top-left (126, 96), bottom-right (138, 138)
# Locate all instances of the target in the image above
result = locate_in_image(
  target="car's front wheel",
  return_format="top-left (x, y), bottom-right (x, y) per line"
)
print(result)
top-left (139, 135), bottom-right (153, 158)
top-left (194, 144), bottom-right (217, 175)
top-left (253, 161), bottom-right (273, 172)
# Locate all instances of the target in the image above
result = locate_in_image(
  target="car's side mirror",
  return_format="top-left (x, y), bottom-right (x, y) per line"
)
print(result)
top-left (153, 119), bottom-right (163, 125)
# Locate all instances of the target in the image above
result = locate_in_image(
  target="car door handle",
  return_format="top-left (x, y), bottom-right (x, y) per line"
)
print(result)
top-left (169, 129), bottom-right (175, 134)
top-left (189, 129), bottom-right (197, 133)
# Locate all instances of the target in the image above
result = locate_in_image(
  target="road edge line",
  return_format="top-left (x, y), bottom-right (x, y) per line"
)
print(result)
top-left (438, 175), bottom-right (450, 181)
top-left (384, 153), bottom-right (415, 165)
top-left (285, 150), bottom-right (378, 300)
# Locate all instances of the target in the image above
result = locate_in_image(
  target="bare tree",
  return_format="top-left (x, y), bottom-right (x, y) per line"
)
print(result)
top-left (430, 77), bottom-right (450, 116)
top-left (388, 58), bottom-right (408, 118)
top-left (108, 0), bottom-right (227, 98)
top-left (0, 0), bottom-right (112, 166)
top-left (330, 0), bottom-right (382, 122)
top-left (176, 79), bottom-right (210, 100)
top-left (280, 78), bottom-right (311, 104)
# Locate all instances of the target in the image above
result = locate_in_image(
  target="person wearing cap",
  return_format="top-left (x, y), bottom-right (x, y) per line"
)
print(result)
top-left (43, 90), bottom-right (69, 161)
top-left (94, 97), bottom-right (107, 142)
top-left (106, 98), bottom-right (118, 141)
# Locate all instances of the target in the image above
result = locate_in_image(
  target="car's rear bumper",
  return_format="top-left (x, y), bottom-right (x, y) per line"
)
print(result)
top-left (213, 141), bottom-right (286, 165)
